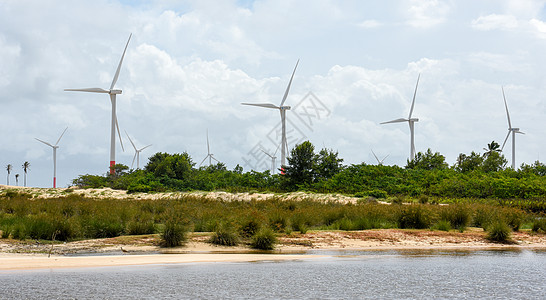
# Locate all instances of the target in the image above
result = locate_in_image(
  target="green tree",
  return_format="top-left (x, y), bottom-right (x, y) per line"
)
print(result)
top-left (519, 161), bottom-right (546, 176)
top-left (482, 151), bottom-right (507, 172)
top-left (455, 151), bottom-right (483, 173)
top-left (22, 161), bottom-right (30, 187)
top-left (6, 164), bottom-right (12, 185)
top-left (483, 141), bottom-right (500, 158)
top-left (145, 152), bottom-right (194, 181)
top-left (314, 148), bottom-right (344, 181)
top-left (406, 149), bottom-right (448, 170)
top-left (283, 141), bottom-right (316, 189)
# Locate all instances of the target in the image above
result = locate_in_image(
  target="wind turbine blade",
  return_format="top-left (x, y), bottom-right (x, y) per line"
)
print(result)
top-left (280, 59), bottom-right (299, 106)
top-left (241, 103), bottom-right (279, 109)
top-left (273, 142), bottom-right (281, 156)
top-left (381, 154), bottom-right (390, 163)
top-left (261, 149), bottom-right (273, 159)
top-left (408, 73), bottom-right (420, 119)
top-left (110, 33), bottom-right (132, 90)
top-left (199, 156), bottom-right (208, 167)
top-left (211, 156), bottom-right (219, 162)
top-left (115, 115), bottom-right (124, 152)
top-left (140, 144), bottom-right (152, 151)
top-left (501, 131), bottom-right (511, 151)
top-left (35, 138), bottom-right (54, 148)
top-left (131, 152), bottom-right (137, 169)
top-left (502, 86), bottom-right (512, 129)
top-left (64, 88), bottom-right (109, 93)
top-left (371, 149), bottom-right (380, 164)
top-left (380, 118), bottom-right (408, 125)
top-left (55, 127), bottom-right (68, 146)
top-left (125, 130), bottom-right (137, 151)
top-left (516, 130), bottom-right (525, 135)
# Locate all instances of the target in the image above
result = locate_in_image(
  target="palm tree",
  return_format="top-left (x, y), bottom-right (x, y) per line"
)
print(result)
top-left (22, 161), bottom-right (30, 187)
top-left (6, 164), bottom-right (12, 185)
top-left (483, 141), bottom-right (500, 158)
top-left (15, 174), bottom-right (19, 186)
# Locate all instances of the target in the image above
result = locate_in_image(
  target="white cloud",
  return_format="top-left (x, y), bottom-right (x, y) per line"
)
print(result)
top-left (472, 14), bottom-right (519, 31)
top-left (405, 0), bottom-right (451, 28)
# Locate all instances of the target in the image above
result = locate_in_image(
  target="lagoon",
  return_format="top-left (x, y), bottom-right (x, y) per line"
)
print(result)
top-left (1, 249), bottom-right (544, 299)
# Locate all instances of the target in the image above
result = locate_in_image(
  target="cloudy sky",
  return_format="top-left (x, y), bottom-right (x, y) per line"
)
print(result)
top-left (2, 0), bottom-right (546, 188)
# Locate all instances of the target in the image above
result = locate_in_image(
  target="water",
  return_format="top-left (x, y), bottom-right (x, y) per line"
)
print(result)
top-left (1, 250), bottom-right (544, 299)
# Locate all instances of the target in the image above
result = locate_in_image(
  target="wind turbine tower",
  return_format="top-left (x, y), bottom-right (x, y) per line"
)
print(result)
top-left (381, 74), bottom-right (420, 161)
top-left (242, 59), bottom-right (299, 167)
top-left (261, 143), bottom-right (280, 174)
top-left (200, 130), bottom-right (219, 167)
top-left (35, 127), bottom-right (68, 188)
top-left (65, 34), bottom-right (131, 174)
top-left (500, 87), bottom-right (524, 169)
top-left (125, 131), bottom-right (152, 169)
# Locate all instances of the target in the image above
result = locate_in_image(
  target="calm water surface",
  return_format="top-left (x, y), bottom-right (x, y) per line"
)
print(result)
top-left (1, 249), bottom-right (544, 299)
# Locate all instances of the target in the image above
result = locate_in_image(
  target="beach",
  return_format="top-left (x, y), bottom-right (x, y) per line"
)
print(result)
top-left (1, 228), bottom-right (545, 270)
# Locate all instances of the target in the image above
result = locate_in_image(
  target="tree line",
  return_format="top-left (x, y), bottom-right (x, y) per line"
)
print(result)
top-left (72, 140), bottom-right (546, 210)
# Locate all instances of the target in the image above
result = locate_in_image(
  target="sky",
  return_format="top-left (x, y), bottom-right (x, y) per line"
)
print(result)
top-left (2, 0), bottom-right (546, 188)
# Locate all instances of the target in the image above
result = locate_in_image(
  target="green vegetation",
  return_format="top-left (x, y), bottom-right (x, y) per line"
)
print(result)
top-left (486, 221), bottom-right (512, 243)
top-left (0, 191), bottom-right (542, 247)
top-left (1, 140), bottom-right (544, 246)
top-left (68, 141), bottom-right (546, 216)
top-left (251, 227), bottom-right (277, 250)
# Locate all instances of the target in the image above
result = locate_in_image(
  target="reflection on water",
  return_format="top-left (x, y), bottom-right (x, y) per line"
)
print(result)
top-left (1, 250), bottom-right (544, 299)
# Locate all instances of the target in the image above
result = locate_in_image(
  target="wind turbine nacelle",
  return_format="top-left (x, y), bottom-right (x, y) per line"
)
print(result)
top-left (110, 89), bottom-right (122, 94)
top-left (410, 118), bottom-right (419, 122)
top-left (280, 106), bottom-right (291, 110)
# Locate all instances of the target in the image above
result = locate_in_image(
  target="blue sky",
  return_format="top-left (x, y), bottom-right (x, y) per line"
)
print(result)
top-left (1, 0), bottom-right (546, 187)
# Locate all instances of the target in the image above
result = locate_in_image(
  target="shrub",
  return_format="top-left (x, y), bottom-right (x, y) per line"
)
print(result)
top-left (86, 218), bottom-right (125, 239)
top-left (487, 221), bottom-right (511, 243)
top-left (210, 226), bottom-right (239, 246)
top-left (127, 220), bottom-right (156, 235)
top-left (251, 228), bottom-right (277, 250)
top-left (441, 205), bottom-right (471, 231)
top-left (504, 210), bottom-right (523, 231)
top-left (531, 218), bottom-right (546, 233)
top-left (160, 219), bottom-right (188, 247)
top-left (418, 195), bottom-right (429, 204)
top-left (239, 219), bottom-right (261, 238)
top-left (433, 220), bottom-right (451, 231)
top-left (397, 205), bottom-right (430, 229)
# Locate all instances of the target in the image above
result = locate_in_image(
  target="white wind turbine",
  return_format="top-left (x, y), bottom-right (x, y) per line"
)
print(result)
top-left (242, 59), bottom-right (299, 167)
top-left (261, 143), bottom-right (280, 174)
top-left (200, 130), bottom-right (219, 167)
top-left (65, 34), bottom-right (131, 174)
top-left (500, 87), bottom-right (524, 169)
top-left (35, 127), bottom-right (68, 188)
top-left (371, 149), bottom-right (389, 165)
top-left (125, 131), bottom-right (152, 169)
top-left (381, 74), bottom-right (420, 161)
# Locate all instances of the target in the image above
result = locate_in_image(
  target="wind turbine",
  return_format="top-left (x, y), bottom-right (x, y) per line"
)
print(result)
top-left (35, 127), bottom-right (68, 188)
top-left (200, 130), bottom-right (219, 167)
top-left (64, 33), bottom-right (131, 174)
top-left (371, 149), bottom-right (389, 165)
top-left (500, 87), bottom-right (524, 169)
top-left (242, 59), bottom-right (299, 167)
top-left (381, 74), bottom-right (420, 161)
top-left (261, 143), bottom-right (280, 174)
top-left (125, 131), bottom-right (152, 169)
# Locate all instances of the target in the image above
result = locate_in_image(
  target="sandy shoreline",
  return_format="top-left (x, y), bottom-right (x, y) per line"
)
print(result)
top-left (1, 229), bottom-right (544, 270)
